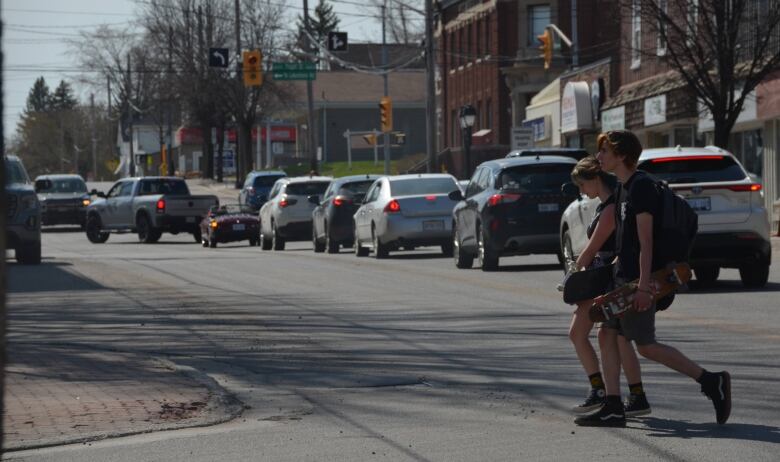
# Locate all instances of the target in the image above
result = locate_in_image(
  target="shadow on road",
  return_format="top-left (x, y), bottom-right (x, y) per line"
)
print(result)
top-left (495, 263), bottom-right (562, 273)
top-left (7, 261), bottom-right (105, 292)
top-left (42, 226), bottom-right (83, 234)
top-left (637, 417), bottom-right (780, 444)
top-left (687, 281), bottom-right (780, 294)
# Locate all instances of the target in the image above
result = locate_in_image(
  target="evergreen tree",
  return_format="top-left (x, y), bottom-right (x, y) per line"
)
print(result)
top-left (25, 77), bottom-right (51, 113)
top-left (297, 0), bottom-right (340, 62)
top-left (50, 80), bottom-right (79, 111)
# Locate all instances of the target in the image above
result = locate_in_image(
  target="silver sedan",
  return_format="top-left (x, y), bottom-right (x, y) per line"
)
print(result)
top-left (353, 174), bottom-right (460, 258)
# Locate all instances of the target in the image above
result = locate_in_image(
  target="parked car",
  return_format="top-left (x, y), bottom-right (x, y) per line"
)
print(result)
top-left (560, 146), bottom-right (771, 287)
top-left (85, 177), bottom-right (219, 244)
top-left (5, 155), bottom-right (46, 264)
top-left (353, 174), bottom-right (460, 258)
top-left (34, 174), bottom-right (90, 228)
top-left (258, 176), bottom-right (332, 250)
top-left (451, 155), bottom-right (577, 271)
top-left (239, 170), bottom-right (287, 211)
top-left (200, 204), bottom-right (260, 248)
top-left (311, 174), bottom-right (381, 253)
top-left (506, 148), bottom-right (589, 161)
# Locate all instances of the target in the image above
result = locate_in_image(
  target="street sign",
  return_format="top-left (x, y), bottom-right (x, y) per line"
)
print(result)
top-left (511, 127), bottom-right (534, 151)
top-left (271, 62), bottom-right (316, 81)
top-left (327, 32), bottom-right (348, 52)
top-left (209, 48), bottom-right (229, 68)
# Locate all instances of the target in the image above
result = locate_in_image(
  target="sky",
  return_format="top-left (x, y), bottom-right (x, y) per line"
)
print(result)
top-left (2, 0), bottom-right (409, 143)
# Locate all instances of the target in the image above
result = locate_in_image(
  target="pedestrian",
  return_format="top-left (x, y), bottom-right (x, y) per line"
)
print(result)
top-left (567, 156), bottom-right (651, 417)
top-left (575, 130), bottom-right (731, 427)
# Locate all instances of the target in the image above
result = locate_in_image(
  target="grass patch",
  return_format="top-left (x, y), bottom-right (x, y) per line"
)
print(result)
top-left (281, 158), bottom-right (418, 178)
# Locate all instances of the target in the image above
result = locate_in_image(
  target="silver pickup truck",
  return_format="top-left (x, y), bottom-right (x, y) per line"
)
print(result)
top-left (85, 177), bottom-right (219, 244)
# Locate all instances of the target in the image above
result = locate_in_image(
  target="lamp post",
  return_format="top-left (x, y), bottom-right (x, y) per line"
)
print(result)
top-left (459, 104), bottom-right (477, 179)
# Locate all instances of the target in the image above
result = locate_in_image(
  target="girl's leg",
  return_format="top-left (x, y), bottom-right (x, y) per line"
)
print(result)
top-left (569, 302), bottom-right (599, 375)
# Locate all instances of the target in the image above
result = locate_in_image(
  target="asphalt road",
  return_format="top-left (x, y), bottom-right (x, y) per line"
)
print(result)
top-left (5, 225), bottom-right (780, 461)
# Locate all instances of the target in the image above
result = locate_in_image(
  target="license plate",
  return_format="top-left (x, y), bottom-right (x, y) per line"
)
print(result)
top-left (186, 216), bottom-right (196, 223)
top-left (422, 220), bottom-right (444, 231)
top-left (232, 223), bottom-right (246, 231)
top-left (686, 197), bottom-right (711, 212)
top-left (538, 203), bottom-right (559, 212)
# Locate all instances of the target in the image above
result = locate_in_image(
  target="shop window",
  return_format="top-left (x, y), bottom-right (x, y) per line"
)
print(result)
top-left (730, 129), bottom-right (764, 181)
top-left (674, 126), bottom-right (695, 147)
top-left (528, 5), bottom-right (551, 46)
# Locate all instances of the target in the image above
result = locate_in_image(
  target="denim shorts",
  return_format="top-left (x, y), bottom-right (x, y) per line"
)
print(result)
top-left (602, 277), bottom-right (657, 346)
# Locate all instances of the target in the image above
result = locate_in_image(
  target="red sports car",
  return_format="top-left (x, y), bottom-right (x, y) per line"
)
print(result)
top-left (200, 204), bottom-right (259, 248)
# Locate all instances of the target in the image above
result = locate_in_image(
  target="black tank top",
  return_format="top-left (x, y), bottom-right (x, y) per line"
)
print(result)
top-left (586, 195), bottom-right (616, 254)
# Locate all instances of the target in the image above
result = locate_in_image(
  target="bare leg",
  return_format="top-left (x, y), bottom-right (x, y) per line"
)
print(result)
top-left (569, 303), bottom-right (599, 376)
top-left (636, 343), bottom-right (703, 380)
top-left (617, 335), bottom-right (642, 385)
top-left (598, 326), bottom-right (621, 396)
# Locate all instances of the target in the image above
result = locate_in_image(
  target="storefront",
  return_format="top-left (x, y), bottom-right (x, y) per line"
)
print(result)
top-left (522, 78), bottom-right (560, 147)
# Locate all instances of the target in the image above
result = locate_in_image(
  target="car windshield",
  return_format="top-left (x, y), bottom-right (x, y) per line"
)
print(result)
top-left (138, 179), bottom-right (191, 196)
top-left (338, 180), bottom-right (375, 200)
top-left (253, 175), bottom-right (285, 188)
top-left (389, 177), bottom-right (458, 196)
top-left (38, 178), bottom-right (87, 193)
top-left (497, 164), bottom-right (573, 193)
top-left (5, 158), bottom-right (29, 184)
top-left (211, 204), bottom-right (244, 215)
top-left (286, 182), bottom-right (330, 196)
top-left (638, 156), bottom-right (747, 183)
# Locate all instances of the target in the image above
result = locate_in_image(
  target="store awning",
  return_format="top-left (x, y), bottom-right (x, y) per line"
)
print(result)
top-left (602, 70), bottom-right (687, 110)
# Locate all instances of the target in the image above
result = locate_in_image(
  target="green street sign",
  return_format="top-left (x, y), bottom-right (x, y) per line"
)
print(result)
top-left (272, 62), bottom-right (317, 81)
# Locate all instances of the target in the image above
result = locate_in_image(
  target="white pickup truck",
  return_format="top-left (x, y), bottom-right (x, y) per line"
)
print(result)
top-left (84, 177), bottom-right (219, 244)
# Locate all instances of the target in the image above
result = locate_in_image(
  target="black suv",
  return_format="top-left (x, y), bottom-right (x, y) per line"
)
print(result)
top-left (450, 155), bottom-right (577, 270)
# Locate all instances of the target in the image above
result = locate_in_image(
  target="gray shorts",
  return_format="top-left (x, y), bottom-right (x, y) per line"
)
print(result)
top-left (602, 277), bottom-right (657, 345)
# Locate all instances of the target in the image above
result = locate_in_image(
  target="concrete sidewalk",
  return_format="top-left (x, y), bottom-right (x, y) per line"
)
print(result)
top-left (187, 178), bottom-right (242, 206)
top-left (2, 343), bottom-right (242, 451)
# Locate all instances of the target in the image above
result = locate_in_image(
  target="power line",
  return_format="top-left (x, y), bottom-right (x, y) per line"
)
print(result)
top-left (3, 7), bottom-right (134, 17)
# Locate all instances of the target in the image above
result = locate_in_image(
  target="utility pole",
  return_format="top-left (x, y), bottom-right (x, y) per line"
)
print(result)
top-left (570, 0), bottom-right (579, 68)
top-left (425, 0), bottom-right (436, 173)
top-left (167, 25), bottom-right (175, 176)
top-left (303, 0), bottom-right (317, 173)
top-left (127, 53), bottom-right (135, 177)
top-left (382, 1), bottom-right (390, 175)
top-left (234, 0), bottom-right (243, 187)
top-left (91, 94), bottom-right (97, 181)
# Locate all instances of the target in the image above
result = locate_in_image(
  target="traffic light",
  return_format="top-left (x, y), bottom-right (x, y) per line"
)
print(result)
top-left (379, 96), bottom-right (392, 132)
top-left (537, 28), bottom-right (553, 70)
top-left (243, 50), bottom-right (263, 87)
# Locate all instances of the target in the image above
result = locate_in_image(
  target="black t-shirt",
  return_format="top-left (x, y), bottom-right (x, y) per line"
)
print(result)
top-left (586, 194), bottom-right (616, 254)
top-left (615, 171), bottom-right (661, 280)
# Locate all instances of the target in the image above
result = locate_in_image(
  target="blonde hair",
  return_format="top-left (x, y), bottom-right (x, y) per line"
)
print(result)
top-left (571, 155), bottom-right (617, 190)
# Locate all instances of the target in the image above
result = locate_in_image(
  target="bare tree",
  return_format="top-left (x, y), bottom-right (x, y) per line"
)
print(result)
top-left (362, 0), bottom-right (424, 45)
top-left (626, 0), bottom-right (780, 148)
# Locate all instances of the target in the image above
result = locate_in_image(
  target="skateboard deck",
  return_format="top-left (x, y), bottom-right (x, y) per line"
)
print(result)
top-left (562, 263), bottom-right (615, 304)
top-left (588, 263), bottom-right (692, 322)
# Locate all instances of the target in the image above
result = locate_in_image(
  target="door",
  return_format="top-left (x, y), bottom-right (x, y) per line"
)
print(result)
top-left (114, 181), bottom-right (136, 228)
top-left (356, 181), bottom-right (380, 242)
top-left (260, 182), bottom-right (282, 236)
top-left (460, 168), bottom-right (487, 248)
top-left (102, 181), bottom-right (126, 227)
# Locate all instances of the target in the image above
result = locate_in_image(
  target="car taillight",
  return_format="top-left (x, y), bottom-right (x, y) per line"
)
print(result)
top-left (650, 155), bottom-right (724, 163)
top-left (384, 199), bottom-right (401, 213)
top-left (247, 186), bottom-right (255, 194)
top-left (279, 197), bottom-right (290, 208)
top-left (727, 184), bottom-right (762, 192)
top-left (332, 196), bottom-right (352, 207)
top-left (156, 199), bottom-right (165, 213)
top-left (425, 195), bottom-right (436, 201)
top-left (487, 193), bottom-right (522, 207)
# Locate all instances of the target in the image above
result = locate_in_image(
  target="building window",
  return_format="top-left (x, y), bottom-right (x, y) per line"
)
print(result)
top-left (687, 0), bottom-right (699, 46)
top-left (485, 16), bottom-right (491, 56)
top-left (486, 99), bottom-right (492, 129)
top-left (657, 0), bottom-right (667, 56)
top-left (631, 0), bottom-right (641, 69)
top-left (452, 109), bottom-right (459, 147)
top-left (459, 29), bottom-right (464, 65)
top-left (467, 23), bottom-right (472, 62)
top-left (528, 5), bottom-right (551, 46)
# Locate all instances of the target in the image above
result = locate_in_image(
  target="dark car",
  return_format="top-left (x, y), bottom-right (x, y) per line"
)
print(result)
top-left (200, 204), bottom-right (260, 248)
top-left (239, 171), bottom-right (287, 211)
top-left (34, 174), bottom-right (91, 228)
top-left (310, 175), bottom-right (381, 253)
top-left (450, 155), bottom-right (578, 271)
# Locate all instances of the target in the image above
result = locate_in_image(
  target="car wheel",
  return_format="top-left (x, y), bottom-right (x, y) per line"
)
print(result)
top-left (193, 228), bottom-right (202, 243)
top-left (354, 228), bottom-right (369, 257)
top-left (326, 229), bottom-right (339, 254)
top-left (16, 241), bottom-right (41, 265)
top-left (372, 226), bottom-right (388, 259)
top-left (272, 222), bottom-right (285, 251)
top-left (86, 215), bottom-right (109, 243)
top-left (739, 263), bottom-right (769, 288)
top-left (312, 226), bottom-right (325, 253)
top-left (560, 229), bottom-right (575, 273)
top-left (137, 214), bottom-right (161, 243)
top-left (249, 236), bottom-right (259, 246)
top-left (694, 265), bottom-right (720, 285)
top-left (477, 225), bottom-right (498, 271)
top-left (453, 226), bottom-right (473, 269)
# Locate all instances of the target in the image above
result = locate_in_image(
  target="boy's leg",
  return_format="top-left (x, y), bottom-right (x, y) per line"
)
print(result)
top-left (618, 336), bottom-right (651, 416)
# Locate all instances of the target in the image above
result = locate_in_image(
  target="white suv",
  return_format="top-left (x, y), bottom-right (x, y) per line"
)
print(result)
top-left (258, 176), bottom-right (332, 250)
top-left (560, 146), bottom-right (771, 287)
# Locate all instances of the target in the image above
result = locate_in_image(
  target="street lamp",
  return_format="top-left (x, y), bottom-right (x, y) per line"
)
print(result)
top-left (459, 104), bottom-right (477, 179)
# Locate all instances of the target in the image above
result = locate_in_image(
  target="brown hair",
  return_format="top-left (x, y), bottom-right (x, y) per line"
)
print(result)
top-left (571, 155), bottom-right (617, 190)
top-left (598, 130), bottom-right (642, 168)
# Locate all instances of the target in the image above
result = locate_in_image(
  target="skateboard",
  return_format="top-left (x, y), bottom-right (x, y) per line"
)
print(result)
top-left (562, 263), bottom-right (615, 304)
top-left (588, 263), bottom-right (692, 322)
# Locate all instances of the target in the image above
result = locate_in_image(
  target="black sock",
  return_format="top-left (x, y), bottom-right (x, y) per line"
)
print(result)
top-left (697, 369), bottom-right (714, 385)
top-left (629, 382), bottom-right (645, 396)
top-left (605, 395), bottom-right (623, 407)
top-left (589, 372), bottom-right (605, 390)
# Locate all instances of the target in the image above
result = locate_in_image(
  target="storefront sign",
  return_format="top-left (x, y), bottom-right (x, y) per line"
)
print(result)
top-left (561, 81), bottom-right (593, 133)
top-left (601, 106), bottom-right (625, 131)
top-left (644, 94), bottom-right (667, 126)
top-left (522, 116), bottom-right (550, 142)
top-left (511, 127), bottom-right (534, 150)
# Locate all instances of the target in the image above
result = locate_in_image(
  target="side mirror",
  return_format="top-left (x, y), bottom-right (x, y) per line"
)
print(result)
top-left (34, 179), bottom-right (52, 193)
top-left (307, 195), bottom-right (320, 205)
top-left (91, 189), bottom-right (107, 198)
top-left (448, 190), bottom-right (464, 202)
top-left (561, 182), bottom-right (581, 201)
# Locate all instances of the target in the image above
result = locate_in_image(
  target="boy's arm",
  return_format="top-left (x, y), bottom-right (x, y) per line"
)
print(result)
top-left (635, 212), bottom-right (654, 311)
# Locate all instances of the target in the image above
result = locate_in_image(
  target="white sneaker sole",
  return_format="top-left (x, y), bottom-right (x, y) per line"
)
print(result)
top-left (572, 403), bottom-right (604, 414)
top-left (625, 407), bottom-right (652, 417)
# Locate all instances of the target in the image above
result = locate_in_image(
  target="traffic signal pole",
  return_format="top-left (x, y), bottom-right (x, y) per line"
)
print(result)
top-left (303, 0), bottom-right (318, 173)
top-left (382, 1), bottom-right (390, 176)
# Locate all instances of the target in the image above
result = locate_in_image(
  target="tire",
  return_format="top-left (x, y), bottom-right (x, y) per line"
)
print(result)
top-left (16, 241), bottom-right (41, 265)
top-left (739, 264), bottom-right (769, 288)
top-left (312, 226), bottom-right (325, 253)
top-left (325, 228), bottom-right (339, 254)
top-left (477, 225), bottom-right (498, 271)
top-left (209, 239), bottom-right (217, 248)
top-left (193, 228), bottom-right (202, 243)
top-left (694, 265), bottom-right (720, 285)
top-left (272, 222), bottom-right (285, 251)
top-left (137, 214), bottom-right (161, 243)
top-left (441, 241), bottom-right (454, 257)
top-left (85, 215), bottom-right (109, 244)
top-left (372, 226), bottom-right (388, 259)
top-left (354, 228), bottom-right (369, 257)
top-left (260, 225), bottom-right (272, 250)
top-left (453, 226), bottom-right (474, 269)
top-left (560, 229), bottom-right (575, 273)
top-left (249, 237), bottom-right (259, 247)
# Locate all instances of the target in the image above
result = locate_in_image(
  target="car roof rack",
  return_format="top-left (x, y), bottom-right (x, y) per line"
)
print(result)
top-left (506, 148), bottom-right (588, 161)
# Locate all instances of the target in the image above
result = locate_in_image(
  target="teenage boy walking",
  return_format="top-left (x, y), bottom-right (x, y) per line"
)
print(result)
top-left (575, 130), bottom-right (731, 427)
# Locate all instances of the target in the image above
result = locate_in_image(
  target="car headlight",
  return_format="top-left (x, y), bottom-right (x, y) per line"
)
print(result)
top-left (20, 194), bottom-right (38, 211)
top-left (82, 198), bottom-right (91, 207)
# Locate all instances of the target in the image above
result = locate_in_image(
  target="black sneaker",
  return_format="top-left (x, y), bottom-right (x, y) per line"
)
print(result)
top-left (701, 371), bottom-right (731, 424)
top-left (574, 402), bottom-right (626, 427)
top-left (572, 388), bottom-right (605, 414)
top-left (624, 393), bottom-right (651, 417)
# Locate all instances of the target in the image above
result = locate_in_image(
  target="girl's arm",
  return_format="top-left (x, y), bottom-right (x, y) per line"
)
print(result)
top-left (574, 203), bottom-right (616, 270)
